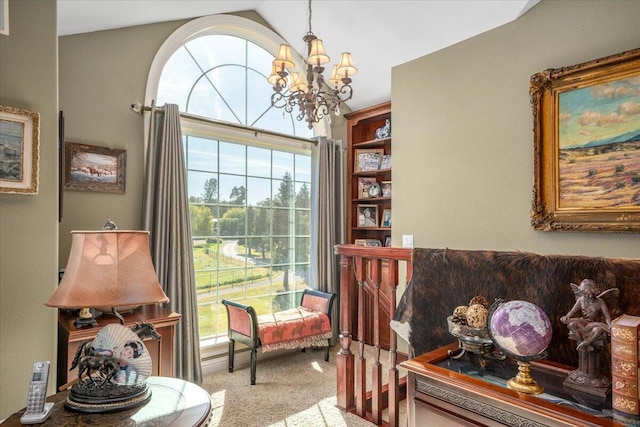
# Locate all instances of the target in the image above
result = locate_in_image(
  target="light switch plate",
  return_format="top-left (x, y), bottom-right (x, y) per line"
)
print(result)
top-left (402, 235), bottom-right (414, 248)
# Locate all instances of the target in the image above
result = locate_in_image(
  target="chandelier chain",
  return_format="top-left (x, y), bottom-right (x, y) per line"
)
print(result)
top-left (308, 0), bottom-right (312, 34)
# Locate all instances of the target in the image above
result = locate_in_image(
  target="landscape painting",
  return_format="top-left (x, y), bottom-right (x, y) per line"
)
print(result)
top-left (558, 77), bottom-right (640, 209)
top-left (0, 106), bottom-right (39, 194)
top-left (65, 142), bottom-right (126, 193)
top-left (531, 47), bottom-right (640, 231)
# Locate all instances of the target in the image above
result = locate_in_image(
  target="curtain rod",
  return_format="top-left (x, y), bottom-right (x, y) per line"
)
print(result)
top-left (130, 102), bottom-right (317, 145)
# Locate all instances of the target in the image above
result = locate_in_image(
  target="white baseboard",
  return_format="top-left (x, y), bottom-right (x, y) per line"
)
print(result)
top-left (201, 348), bottom-right (299, 377)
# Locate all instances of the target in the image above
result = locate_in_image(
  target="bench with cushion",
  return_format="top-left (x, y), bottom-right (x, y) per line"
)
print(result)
top-left (222, 289), bottom-right (336, 385)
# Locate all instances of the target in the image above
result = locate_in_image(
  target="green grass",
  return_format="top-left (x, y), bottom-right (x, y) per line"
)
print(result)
top-left (192, 241), bottom-right (307, 338)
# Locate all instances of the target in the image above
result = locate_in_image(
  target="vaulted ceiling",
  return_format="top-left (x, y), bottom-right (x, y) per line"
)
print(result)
top-left (57, 0), bottom-right (540, 111)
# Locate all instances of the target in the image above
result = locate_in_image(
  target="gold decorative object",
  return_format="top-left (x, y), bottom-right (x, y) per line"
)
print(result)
top-left (507, 361), bottom-right (544, 394)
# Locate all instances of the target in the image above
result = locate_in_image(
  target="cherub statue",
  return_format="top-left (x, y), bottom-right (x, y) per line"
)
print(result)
top-left (560, 278), bottom-right (619, 352)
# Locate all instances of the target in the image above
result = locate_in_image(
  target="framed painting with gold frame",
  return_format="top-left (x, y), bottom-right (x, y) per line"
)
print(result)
top-left (0, 106), bottom-right (40, 194)
top-left (531, 48), bottom-right (640, 232)
top-left (65, 142), bottom-right (126, 193)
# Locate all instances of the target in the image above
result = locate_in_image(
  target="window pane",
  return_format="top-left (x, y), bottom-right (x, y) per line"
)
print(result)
top-left (273, 151), bottom-right (294, 179)
top-left (295, 154), bottom-right (311, 182)
top-left (272, 208), bottom-right (291, 235)
top-left (295, 182), bottom-right (310, 208)
top-left (273, 178), bottom-right (293, 207)
top-left (219, 174), bottom-right (245, 204)
top-left (157, 47), bottom-right (203, 109)
top-left (247, 177), bottom-right (271, 206)
top-left (188, 171), bottom-right (218, 202)
top-left (186, 136), bottom-right (218, 173)
top-left (219, 142), bottom-right (246, 175)
top-left (247, 146), bottom-right (271, 178)
top-left (295, 210), bottom-right (309, 234)
top-left (218, 206), bottom-right (246, 237)
top-left (188, 75), bottom-right (237, 123)
top-left (185, 35), bottom-right (246, 71)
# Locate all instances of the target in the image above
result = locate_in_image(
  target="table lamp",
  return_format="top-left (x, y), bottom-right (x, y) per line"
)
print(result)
top-left (46, 226), bottom-right (169, 327)
top-left (45, 224), bottom-right (170, 413)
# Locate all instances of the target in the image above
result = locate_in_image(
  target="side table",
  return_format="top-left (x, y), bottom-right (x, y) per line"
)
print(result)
top-left (2, 377), bottom-right (212, 426)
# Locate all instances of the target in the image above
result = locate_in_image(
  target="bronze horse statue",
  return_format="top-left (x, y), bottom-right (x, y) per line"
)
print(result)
top-left (70, 322), bottom-right (161, 384)
top-left (76, 355), bottom-right (121, 386)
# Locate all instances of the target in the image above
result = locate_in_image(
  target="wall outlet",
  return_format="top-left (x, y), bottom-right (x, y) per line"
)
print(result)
top-left (402, 235), bottom-right (414, 248)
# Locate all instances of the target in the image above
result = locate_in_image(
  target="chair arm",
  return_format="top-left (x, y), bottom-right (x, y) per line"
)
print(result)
top-left (300, 289), bottom-right (336, 325)
top-left (221, 299), bottom-right (260, 348)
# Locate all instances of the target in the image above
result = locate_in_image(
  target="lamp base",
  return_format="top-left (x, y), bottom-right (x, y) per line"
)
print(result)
top-left (73, 308), bottom-right (101, 328)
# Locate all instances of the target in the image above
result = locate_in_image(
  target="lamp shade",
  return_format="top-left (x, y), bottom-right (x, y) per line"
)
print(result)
top-left (307, 38), bottom-right (330, 66)
top-left (273, 44), bottom-right (295, 70)
top-left (46, 230), bottom-right (169, 309)
top-left (336, 52), bottom-right (357, 77)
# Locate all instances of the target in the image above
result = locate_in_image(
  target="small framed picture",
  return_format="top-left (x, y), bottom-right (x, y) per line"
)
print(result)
top-left (381, 181), bottom-right (391, 198)
top-left (381, 209), bottom-right (392, 228)
top-left (357, 204), bottom-right (378, 227)
top-left (65, 142), bottom-right (126, 193)
top-left (380, 154), bottom-right (392, 170)
top-left (384, 236), bottom-right (391, 247)
top-left (354, 239), bottom-right (382, 247)
top-left (354, 148), bottom-right (384, 172)
top-left (358, 177), bottom-right (377, 199)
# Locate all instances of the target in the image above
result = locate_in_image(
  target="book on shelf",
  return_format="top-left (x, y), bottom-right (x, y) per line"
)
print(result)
top-left (611, 314), bottom-right (640, 416)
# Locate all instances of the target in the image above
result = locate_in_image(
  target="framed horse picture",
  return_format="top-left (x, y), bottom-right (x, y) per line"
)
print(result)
top-left (65, 142), bottom-right (126, 193)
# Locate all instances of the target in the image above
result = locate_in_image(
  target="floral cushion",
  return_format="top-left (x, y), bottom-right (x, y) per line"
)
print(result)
top-left (258, 307), bottom-right (332, 352)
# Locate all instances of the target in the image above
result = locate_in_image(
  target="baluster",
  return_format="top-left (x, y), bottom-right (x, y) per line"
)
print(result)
top-left (337, 254), bottom-right (354, 412)
top-left (354, 256), bottom-right (367, 417)
top-left (387, 259), bottom-right (399, 427)
top-left (371, 258), bottom-right (382, 424)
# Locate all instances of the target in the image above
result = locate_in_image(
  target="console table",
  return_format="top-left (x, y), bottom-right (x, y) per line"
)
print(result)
top-left (2, 377), bottom-right (211, 426)
top-left (57, 305), bottom-right (181, 389)
top-left (400, 343), bottom-right (631, 427)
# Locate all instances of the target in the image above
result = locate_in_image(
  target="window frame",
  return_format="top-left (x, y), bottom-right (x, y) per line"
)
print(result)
top-left (145, 15), bottom-right (322, 361)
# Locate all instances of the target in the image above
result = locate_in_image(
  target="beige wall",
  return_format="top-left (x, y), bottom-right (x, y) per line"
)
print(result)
top-left (58, 19), bottom-right (185, 267)
top-left (0, 0), bottom-right (59, 419)
top-left (392, 0), bottom-right (640, 258)
top-left (57, 10), bottom-right (341, 268)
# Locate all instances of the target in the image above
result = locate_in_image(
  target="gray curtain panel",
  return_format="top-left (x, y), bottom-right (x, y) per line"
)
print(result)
top-left (142, 103), bottom-right (202, 384)
top-left (310, 137), bottom-right (346, 342)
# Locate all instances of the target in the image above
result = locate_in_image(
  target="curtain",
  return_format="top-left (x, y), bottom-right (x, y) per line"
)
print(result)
top-left (142, 102), bottom-right (202, 384)
top-left (310, 137), bottom-right (346, 342)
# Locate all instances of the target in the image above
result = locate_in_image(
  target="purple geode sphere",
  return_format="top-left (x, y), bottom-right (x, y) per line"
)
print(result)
top-left (488, 300), bottom-right (552, 358)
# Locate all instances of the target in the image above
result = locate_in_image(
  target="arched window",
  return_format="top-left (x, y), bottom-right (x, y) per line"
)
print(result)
top-left (146, 15), bottom-right (317, 345)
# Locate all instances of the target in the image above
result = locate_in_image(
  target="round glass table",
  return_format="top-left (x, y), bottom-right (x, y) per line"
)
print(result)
top-left (3, 377), bottom-right (212, 426)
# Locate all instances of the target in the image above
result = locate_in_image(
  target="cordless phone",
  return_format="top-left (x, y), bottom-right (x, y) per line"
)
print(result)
top-left (20, 361), bottom-right (54, 424)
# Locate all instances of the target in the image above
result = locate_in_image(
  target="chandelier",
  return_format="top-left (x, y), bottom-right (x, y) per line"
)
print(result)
top-left (268, 0), bottom-right (357, 129)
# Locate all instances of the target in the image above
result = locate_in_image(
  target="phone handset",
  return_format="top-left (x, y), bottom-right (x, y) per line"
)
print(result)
top-left (20, 361), bottom-right (54, 424)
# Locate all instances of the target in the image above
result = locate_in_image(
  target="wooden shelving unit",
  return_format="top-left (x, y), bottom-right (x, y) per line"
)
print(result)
top-left (344, 101), bottom-right (393, 349)
top-left (345, 102), bottom-right (392, 247)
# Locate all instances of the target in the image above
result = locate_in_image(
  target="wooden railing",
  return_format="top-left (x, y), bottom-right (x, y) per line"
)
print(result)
top-left (334, 244), bottom-right (413, 427)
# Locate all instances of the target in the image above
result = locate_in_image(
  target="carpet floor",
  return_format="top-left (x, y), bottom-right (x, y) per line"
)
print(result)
top-left (201, 346), bottom-right (407, 427)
